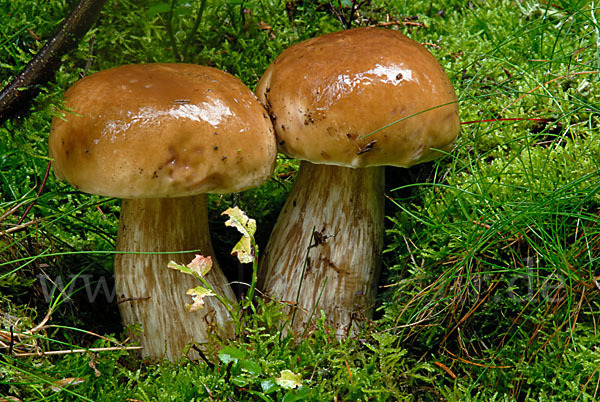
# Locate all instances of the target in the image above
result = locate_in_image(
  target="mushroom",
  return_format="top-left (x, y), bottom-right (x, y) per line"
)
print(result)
top-left (49, 63), bottom-right (276, 361)
top-left (256, 28), bottom-right (460, 337)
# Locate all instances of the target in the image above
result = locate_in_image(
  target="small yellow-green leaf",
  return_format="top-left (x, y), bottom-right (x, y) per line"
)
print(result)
top-left (218, 346), bottom-right (246, 364)
top-left (231, 236), bottom-right (254, 264)
top-left (222, 207), bottom-right (257, 263)
top-left (185, 286), bottom-right (215, 312)
top-left (261, 378), bottom-right (278, 394)
top-left (167, 260), bottom-right (190, 274)
top-left (222, 206), bottom-right (256, 237)
top-left (240, 359), bottom-right (262, 377)
top-left (168, 255), bottom-right (212, 279)
top-left (186, 255), bottom-right (212, 276)
top-left (275, 369), bottom-right (302, 389)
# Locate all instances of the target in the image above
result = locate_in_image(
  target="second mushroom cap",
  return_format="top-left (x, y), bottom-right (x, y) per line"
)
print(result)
top-left (257, 27), bottom-right (459, 168)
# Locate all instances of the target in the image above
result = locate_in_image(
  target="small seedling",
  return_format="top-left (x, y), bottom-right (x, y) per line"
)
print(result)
top-left (167, 255), bottom-right (215, 312)
top-left (168, 206), bottom-right (260, 332)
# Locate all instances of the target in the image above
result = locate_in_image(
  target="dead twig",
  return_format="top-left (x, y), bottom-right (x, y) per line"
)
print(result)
top-left (13, 345), bottom-right (142, 357)
top-left (0, 219), bottom-right (43, 237)
top-left (0, 0), bottom-right (107, 123)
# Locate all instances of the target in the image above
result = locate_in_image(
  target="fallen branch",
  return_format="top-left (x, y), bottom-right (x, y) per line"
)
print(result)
top-left (0, 0), bottom-right (107, 124)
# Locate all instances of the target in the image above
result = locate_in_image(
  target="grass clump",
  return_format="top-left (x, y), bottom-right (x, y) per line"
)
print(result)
top-left (381, 0), bottom-right (600, 399)
top-left (1, 0), bottom-right (600, 400)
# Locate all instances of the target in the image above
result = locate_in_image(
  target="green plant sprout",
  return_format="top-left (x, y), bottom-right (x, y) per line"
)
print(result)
top-left (217, 346), bottom-right (308, 401)
top-left (168, 206), bottom-right (260, 331)
top-left (274, 369), bottom-right (303, 389)
top-left (167, 255), bottom-right (215, 312)
top-left (168, 208), bottom-right (311, 400)
top-left (222, 205), bottom-right (260, 311)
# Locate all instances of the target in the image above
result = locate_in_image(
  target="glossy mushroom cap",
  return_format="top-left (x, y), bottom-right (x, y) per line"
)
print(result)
top-left (256, 27), bottom-right (460, 168)
top-left (50, 63), bottom-right (277, 198)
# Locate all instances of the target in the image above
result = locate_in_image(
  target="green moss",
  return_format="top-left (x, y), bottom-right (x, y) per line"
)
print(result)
top-left (2, 0), bottom-right (600, 400)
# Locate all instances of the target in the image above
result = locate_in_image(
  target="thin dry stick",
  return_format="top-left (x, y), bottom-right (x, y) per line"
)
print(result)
top-left (595, 370), bottom-right (600, 402)
top-left (201, 383), bottom-right (216, 402)
top-left (25, 309), bottom-right (51, 335)
top-left (393, 280), bottom-right (437, 326)
top-left (14, 345), bottom-right (143, 357)
top-left (381, 316), bottom-right (435, 331)
top-left (0, 219), bottom-right (42, 237)
top-left (433, 361), bottom-right (457, 379)
top-left (456, 327), bottom-right (472, 359)
top-left (0, 201), bottom-right (27, 222)
top-left (402, 235), bottom-right (418, 268)
top-left (442, 347), bottom-right (512, 369)
top-left (0, 0), bottom-right (107, 123)
top-left (564, 287), bottom-right (586, 351)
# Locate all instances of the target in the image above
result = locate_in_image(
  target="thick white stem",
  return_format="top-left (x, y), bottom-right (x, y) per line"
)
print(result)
top-left (114, 194), bottom-right (235, 361)
top-left (259, 161), bottom-right (384, 337)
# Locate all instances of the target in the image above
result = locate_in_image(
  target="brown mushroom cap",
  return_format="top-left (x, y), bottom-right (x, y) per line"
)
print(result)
top-left (49, 63), bottom-right (277, 198)
top-left (256, 27), bottom-right (460, 168)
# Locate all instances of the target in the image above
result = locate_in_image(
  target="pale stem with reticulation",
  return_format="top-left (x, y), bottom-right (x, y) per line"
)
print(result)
top-left (114, 194), bottom-right (235, 361)
top-left (259, 161), bottom-right (384, 338)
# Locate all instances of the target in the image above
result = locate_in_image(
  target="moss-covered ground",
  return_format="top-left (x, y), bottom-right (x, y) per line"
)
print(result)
top-left (1, 0), bottom-right (599, 400)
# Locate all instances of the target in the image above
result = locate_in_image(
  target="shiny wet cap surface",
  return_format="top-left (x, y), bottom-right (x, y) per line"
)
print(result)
top-left (49, 63), bottom-right (276, 198)
top-left (256, 27), bottom-right (459, 168)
